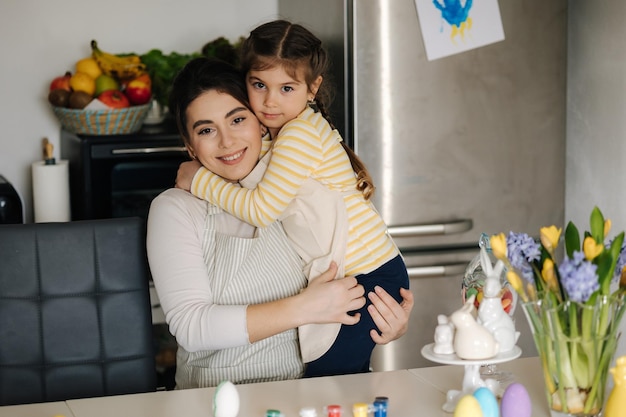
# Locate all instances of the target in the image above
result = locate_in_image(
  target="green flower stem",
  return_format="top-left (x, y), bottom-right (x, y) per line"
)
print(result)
top-left (582, 297), bottom-right (625, 413)
top-left (583, 335), bottom-right (614, 413)
top-left (553, 319), bottom-right (578, 384)
top-left (568, 305), bottom-right (591, 388)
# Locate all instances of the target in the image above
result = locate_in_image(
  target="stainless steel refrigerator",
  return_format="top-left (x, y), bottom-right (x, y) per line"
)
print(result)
top-left (278, 0), bottom-right (567, 370)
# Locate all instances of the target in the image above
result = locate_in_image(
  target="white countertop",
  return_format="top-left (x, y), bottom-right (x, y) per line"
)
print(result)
top-left (0, 401), bottom-right (74, 417)
top-left (0, 357), bottom-right (551, 417)
top-left (66, 369), bottom-right (448, 417)
top-left (409, 357), bottom-right (551, 417)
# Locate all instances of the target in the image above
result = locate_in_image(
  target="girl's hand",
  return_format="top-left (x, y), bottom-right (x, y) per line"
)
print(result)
top-left (368, 287), bottom-right (414, 344)
top-left (176, 160), bottom-right (202, 191)
top-left (299, 262), bottom-right (365, 326)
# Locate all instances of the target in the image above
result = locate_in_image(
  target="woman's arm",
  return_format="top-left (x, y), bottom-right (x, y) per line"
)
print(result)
top-left (147, 189), bottom-right (248, 352)
top-left (246, 262), bottom-right (365, 342)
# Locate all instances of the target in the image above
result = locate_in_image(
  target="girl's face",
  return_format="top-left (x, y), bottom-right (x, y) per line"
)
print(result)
top-left (246, 64), bottom-right (322, 137)
top-left (185, 90), bottom-right (263, 182)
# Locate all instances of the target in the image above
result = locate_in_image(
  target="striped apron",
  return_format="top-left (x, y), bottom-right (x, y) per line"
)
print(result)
top-left (175, 205), bottom-right (307, 388)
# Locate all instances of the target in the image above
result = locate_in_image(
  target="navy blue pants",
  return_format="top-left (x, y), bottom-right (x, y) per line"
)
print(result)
top-left (303, 254), bottom-right (410, 377)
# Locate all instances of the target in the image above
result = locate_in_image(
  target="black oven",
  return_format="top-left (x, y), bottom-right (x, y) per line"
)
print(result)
top-left (61, 120), bottom-right (190, 221)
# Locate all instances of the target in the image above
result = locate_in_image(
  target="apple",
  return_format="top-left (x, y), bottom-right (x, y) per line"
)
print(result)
top-left (501, 288), bottom-right (514, 314)
top-left (125, 76), bottom-right (152, 105)
top-left (94, 74), bottom-right (120, 97)
top-left (50, 71), bottom-right (72, 92)
top-left (98, 90), bottom-right (130, 109)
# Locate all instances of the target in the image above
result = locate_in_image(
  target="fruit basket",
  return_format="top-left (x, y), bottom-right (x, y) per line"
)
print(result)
top-left (51, 104), bottom-right (151, 135)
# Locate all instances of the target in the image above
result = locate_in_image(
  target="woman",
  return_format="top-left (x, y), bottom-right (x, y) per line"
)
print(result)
top-left (147, 57), bottom-right (413, 388)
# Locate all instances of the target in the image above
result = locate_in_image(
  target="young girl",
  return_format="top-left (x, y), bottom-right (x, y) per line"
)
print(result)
top-left (176, 20), bottom-right (409, 377)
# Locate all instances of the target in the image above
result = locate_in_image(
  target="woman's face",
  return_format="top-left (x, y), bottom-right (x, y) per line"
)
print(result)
top-left (185, 90), bottom-right (264, 182)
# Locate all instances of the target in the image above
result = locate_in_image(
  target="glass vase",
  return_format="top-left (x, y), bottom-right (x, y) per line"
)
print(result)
top-left (521, 294), bottom-right (625, 417)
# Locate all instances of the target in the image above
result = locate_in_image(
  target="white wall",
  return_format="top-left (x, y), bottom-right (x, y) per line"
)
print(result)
top-left (567, 0), bottom-right (626, 359)
top-left (0, 0), bottom-right (278, 222)
top-left (566, 0), bottom-right (626, 232)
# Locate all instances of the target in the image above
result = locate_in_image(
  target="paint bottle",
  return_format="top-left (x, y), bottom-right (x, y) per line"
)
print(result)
top-left (352, 403), bottom-right (369, 417)
top-left (300, 407), bottom-right (318, 417)
top-left (372, 397), bottom-right (388, 417)
top-left (324, 404), bottom-right (342, 417)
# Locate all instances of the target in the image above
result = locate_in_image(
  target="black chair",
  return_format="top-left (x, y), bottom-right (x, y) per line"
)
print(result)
top-left (0, 217), bottom-right (157, 405)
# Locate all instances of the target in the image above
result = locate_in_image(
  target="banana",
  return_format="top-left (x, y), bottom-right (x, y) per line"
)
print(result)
top-left (91, 40), bottom-right (146, 80)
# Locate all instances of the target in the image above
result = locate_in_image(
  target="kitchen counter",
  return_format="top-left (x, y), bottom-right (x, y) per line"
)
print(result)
top-left (0, 357), bottom-right (552, 417)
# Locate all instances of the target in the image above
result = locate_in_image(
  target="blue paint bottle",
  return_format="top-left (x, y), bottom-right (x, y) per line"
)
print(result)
top-left (372, 396), bottom-right (388, 417)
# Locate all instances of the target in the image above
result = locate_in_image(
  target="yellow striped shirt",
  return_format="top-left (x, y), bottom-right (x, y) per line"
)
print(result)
top-left (191, 106), bottom-right (398, 275)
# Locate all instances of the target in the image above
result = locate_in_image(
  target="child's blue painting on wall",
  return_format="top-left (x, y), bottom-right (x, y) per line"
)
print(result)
top-left (415, 0), bottom-right (504, 61)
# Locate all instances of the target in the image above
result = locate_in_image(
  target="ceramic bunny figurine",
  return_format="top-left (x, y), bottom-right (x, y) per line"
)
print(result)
top-left (605, 356), bottom-right (626, 417)
top-left (476, 247), bottom-right (519, 353)
top-left (433, 314), bottom-right (455, 355)
top-left (449, 294), bottom-right (499, 360)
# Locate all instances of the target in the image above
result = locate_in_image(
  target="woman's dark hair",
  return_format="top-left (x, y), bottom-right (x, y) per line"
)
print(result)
top-left (169, 57), bottom-right (250, 144)
top-left (240, 19), bottom-right (375, 199)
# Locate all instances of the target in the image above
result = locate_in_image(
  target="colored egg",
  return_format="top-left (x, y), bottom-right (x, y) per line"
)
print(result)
top-left (473, 387), bottom-right (499, 417)
top-left (213, 381), bottom-right (240, 417)
top-left (501, 383), bottom-right (531, 417)
top-left (454, 394), bottom-right (484, 417)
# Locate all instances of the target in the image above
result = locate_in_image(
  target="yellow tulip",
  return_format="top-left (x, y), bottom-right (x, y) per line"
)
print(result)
top-left (583, 236), bottom-right (604, 261)
top-left (604, 219), bottom-right (612, 238)
top-left (540, 225), bottom-right (562, 253)
top-left (526, 282), bottom-right (537, 301)
top-left (541, 258), bottom-right (559, 292)
top-left (490, 233), bottom-right (507, 261)
top-left (507, 270), bottom-right (527, 302)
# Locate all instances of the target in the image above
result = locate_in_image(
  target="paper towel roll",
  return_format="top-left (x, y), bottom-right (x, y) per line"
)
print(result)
top-left (32, 160), bottom-right (71, 222)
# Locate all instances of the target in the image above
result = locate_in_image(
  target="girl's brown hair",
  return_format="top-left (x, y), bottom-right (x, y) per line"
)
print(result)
top-left (240, 19), bottom-right (375, 200)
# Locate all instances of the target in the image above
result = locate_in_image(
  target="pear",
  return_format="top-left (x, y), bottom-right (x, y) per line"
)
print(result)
top-left (94, 74), bottom-right (120, 97)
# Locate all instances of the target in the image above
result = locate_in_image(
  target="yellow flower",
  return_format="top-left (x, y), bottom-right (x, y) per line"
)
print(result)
top-left (507, 270), bottom-right (527, 302)
top-left (490, 233), bottom-right (507, 261)
top-left (541, 258), bottom-right (559, 292)
top-left (604, 219), bottom-right (612, 237)
top-left (583, 236), bottom-right (604, 261)
top-left (540, 225), bottom-right (562, 253)
top-left (526, 282), bottom-right (537, 301)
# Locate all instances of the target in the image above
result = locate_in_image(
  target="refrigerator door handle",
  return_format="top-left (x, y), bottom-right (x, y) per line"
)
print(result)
top-left (388, 219), bottom-right (473, 238)
top-left (406, 263), bottom-right (468, 279)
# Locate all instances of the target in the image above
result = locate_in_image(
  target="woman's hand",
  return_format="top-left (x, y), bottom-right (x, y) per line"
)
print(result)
top-left (367, 286), bottom-right (414, 344)
top-left (299, 262), bottom-right (365, 326)
top-left (176, 160), bottom-right (202, 191)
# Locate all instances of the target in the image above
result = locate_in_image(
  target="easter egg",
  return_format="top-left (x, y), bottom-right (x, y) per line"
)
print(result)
top-left (473, 387), bottom-right (499, 417)
top-left (501, 383), bottom-right (531, 417)
top-left (454, 394), bottom-right (484, 417)
top-left (213, 380), bottom-right (240, 417)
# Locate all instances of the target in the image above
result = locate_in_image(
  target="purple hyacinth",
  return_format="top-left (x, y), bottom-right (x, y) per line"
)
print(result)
top-left (607, 238), bottom-right (626, 283)
top-left (558, 251), bottom-right (599, 302)
top-left (506, 232), bottom-right (541, 283)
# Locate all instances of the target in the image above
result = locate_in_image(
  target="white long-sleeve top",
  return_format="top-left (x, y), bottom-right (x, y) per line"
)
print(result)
top-left (146, 188), bottom-right (257, 352)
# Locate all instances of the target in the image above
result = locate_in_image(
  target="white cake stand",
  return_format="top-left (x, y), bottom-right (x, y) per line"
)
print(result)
top-left (421, 343), bottom-right (522, 413)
